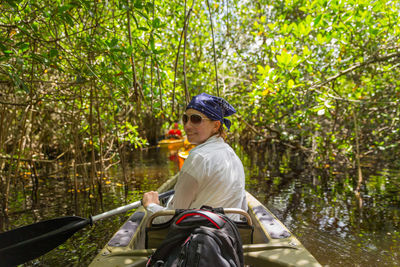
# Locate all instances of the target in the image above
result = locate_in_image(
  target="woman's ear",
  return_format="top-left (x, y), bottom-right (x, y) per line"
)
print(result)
top-left (214, 120), bottom-right (221, 133)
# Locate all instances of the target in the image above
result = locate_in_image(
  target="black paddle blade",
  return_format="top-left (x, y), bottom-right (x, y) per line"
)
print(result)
top-left (0, 216), bottom-right (89, 266)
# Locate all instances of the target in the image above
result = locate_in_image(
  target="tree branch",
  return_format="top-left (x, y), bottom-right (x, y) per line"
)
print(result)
top-left (310, 50), bottom-right (400, 90)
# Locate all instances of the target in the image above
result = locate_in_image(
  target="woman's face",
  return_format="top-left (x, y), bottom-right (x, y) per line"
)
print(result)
top-left (183, 109), bottom-right (220, 145)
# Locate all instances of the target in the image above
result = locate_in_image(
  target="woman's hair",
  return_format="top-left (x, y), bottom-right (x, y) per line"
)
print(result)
top-left (216, 121), bottom-right (227, 140)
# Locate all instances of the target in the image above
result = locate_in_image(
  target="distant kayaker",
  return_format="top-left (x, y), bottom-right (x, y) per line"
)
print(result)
top-left (143, 93), bottom-right (247, 218)
top-left (166, 122), bottom-right (182, 139)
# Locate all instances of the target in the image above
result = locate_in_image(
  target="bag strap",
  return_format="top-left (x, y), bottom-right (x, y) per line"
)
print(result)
top-left (146, 231), bottom-right (189, 266)
top-left (200, 205), bottom-right (225, 214)
top-left (147, 210), bottom-right (225, 265)
top-left (222, 213), bottom-right (244, 266)
top-left (175, 210), bottom-right (226, 229)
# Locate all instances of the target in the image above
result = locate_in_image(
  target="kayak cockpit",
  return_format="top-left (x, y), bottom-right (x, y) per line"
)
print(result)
top-left (90, 174), bottom-right (321, 267)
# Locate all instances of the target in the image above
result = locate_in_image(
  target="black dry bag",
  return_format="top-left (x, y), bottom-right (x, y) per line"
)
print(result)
top-left (146, 208), bottom-right (244, 267)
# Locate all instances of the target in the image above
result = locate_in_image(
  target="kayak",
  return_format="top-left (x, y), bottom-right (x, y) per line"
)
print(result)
top-left (157, 138), bottom-right (185, 150)
top-left (177, 150), bottom-right (189, 170)
top-left (89, 174), bottom-right (321, 267)
top-left (177, 139), bottom-right (196, 169)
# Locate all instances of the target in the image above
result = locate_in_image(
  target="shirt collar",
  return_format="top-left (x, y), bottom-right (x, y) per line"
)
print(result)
top-left (190, 135), bottom-right (222, 152)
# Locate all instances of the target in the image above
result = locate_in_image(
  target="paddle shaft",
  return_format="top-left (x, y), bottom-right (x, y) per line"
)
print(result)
top-left (0, 189), bottom-right (174, 266)
top-left (91, 189), bottom-right (174, 222)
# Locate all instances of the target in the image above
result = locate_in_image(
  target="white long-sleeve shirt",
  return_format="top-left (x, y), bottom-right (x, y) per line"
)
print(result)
top-left (147, 135), bottom-right (247, 219)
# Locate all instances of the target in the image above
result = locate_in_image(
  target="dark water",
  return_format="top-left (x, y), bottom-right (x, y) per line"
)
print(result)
top-left (238, 145), bottom-right (400, 267)
top-left (2, 146), bottom-right (399, 266)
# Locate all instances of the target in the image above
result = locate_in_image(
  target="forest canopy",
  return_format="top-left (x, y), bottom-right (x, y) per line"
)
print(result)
top-left (1, 0), bottom-right (400, 213)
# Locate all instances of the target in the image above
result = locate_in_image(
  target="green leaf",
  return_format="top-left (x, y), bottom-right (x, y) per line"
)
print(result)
top-left (257, 65), bottom-right (265, 74)
top-left (154, 49), bottom-right (166, 54)
top-left (63, 13), bottom-right (75, 27)
top-left (18, 42), bottom-right (29, 52)
top-left (316, 33), bottom-right (325, 45)
top-left (135, 9), bottom-right (149, 20)
top-left (303, 45), bottom-right (311, 57)
top-left (59, 5), bottom-right (71, 14)
top-left (314, 14), bottom-right (322, 26)
top-left (267, 23), bottom-right (276, 31)
top-left (152, 18), bottom-right (161, 28)
top-left (5, 0), bottom-right (18, 8)
top-left (110, 37), bottom-right (119, 47)
top-left (31, 22), bottom-right (39, 32)
top-left (149, 35), bottom-right (155, 51)
top-left (288, 79), bottom-right (295, 89)
top-left (49, 48), bottom-right (58, 58)
top-left (134, 0), bottom-right (144, 9)
top-left (277, 50), bottom-right (291, 66)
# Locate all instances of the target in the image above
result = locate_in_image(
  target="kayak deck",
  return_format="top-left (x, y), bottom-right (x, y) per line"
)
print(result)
top-left (90, 175), bottom-right (321, 266)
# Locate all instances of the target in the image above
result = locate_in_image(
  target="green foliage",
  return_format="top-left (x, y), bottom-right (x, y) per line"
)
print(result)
top-left (2, 2), bottom-right (399, 265)
top-left (225, 0), bottom-right (400, 165)
top-left (0, 0), bottom-right (399, 170)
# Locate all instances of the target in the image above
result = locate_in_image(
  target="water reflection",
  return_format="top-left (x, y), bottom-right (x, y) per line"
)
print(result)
top-left (1, 148), bottom-right (176, 266)
top-left (1, 146), bottom-right (399, 266)
top-left (238, 143), bottom-right (400, 266)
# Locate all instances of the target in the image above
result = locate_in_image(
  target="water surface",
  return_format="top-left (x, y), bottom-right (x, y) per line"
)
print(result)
top-left (2, 146), bottom-right (399, 266)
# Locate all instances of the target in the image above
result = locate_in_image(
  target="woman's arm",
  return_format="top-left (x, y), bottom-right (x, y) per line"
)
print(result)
top-left (143, 171), bottom-right (199, 213)
top-left (143, 191), bottom-right (165, 214)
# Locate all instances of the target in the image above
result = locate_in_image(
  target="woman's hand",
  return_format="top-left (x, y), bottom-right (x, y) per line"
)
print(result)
top-left (142, 191), bottom-right (160, 208)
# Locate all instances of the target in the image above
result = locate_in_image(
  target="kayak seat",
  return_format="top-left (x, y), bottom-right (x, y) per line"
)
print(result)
top-left (145, 208), bottom-right (254, 249)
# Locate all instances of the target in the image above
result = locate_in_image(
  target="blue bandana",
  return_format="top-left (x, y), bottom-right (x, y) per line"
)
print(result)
top-left (186, 93), bottom-right (236, 130)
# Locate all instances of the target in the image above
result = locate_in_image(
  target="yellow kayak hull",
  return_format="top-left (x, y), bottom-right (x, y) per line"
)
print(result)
top-left (157, 138), bottom-right (185, 150)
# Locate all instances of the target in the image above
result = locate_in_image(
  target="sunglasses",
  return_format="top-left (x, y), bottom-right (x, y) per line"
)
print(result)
top-left (182, 114), bottom-right (211, 125)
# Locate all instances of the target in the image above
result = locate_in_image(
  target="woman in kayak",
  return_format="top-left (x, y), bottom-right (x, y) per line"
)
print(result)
top-left (143, 93), bottom-right (247, 216)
